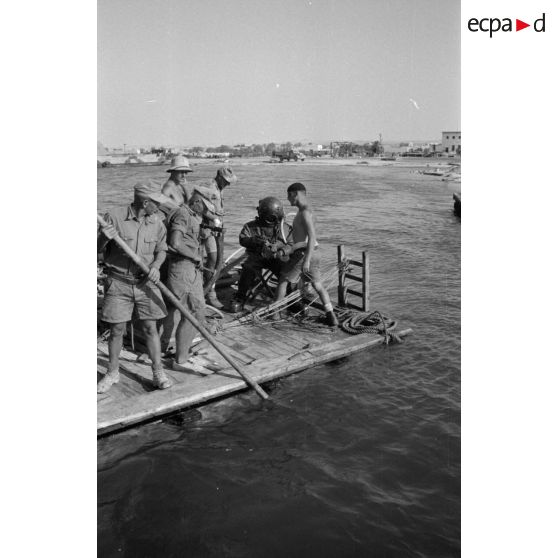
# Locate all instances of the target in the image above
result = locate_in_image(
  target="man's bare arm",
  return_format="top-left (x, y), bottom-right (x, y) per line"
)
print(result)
top-left (162, 182), bottom-right (182, 205)
top-left (301, 209), bottom-right (316, 271)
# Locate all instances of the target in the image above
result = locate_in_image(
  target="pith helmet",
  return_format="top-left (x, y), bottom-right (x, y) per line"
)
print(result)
top-left (167, 155), bottom-right (193, 173)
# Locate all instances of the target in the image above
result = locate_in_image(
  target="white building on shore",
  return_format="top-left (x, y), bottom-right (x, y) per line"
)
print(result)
top-left (441, 131), bottom-right (461, 154)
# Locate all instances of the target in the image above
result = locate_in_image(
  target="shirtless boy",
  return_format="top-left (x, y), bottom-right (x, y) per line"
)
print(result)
top-left (274, 182), bottom-right (338, 326)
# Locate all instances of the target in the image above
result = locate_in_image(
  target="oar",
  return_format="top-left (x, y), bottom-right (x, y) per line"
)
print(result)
top-left (97, 214), bottom-right (269, 400)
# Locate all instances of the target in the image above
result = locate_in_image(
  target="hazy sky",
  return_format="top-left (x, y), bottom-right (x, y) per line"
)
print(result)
top-left (98, 0), bottom-right (460, 147)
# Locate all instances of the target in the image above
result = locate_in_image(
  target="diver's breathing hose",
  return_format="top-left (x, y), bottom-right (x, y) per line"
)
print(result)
top-left (280, 218), bottom-right (288, 244)
top-left (224, 247), bottom-right (245, 265)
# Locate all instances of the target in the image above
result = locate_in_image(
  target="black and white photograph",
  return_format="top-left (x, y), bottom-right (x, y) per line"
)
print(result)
top-left (6, 0), bottom-right (556, 556)
top-left (96, 1), bottom-right (460, 555)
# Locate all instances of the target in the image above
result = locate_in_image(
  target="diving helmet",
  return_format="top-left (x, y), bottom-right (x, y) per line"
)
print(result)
top-left (257, 197), bottom-right (285, 225)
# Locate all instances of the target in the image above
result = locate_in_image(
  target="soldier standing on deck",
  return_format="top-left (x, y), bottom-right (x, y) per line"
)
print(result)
top-left (158, 189), bottom-right (219, 371)
top-left (97, 180), bottom-right (173, 393)
top-left (197, 166), bottom-right (237, 309)
top-left (161, 154), bottom-right (194, 206)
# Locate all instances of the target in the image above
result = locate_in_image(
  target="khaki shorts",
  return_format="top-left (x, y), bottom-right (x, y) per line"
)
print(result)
top-left (279, 249), bottom-right (321, 284)
top-left (166, 259), bottom-right (205, 315)
top-left (101, 276), bottom-right (167, 323)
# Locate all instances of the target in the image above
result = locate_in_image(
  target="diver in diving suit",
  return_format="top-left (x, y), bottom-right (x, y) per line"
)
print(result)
top-left (228, 197), bottom-right (292, 312)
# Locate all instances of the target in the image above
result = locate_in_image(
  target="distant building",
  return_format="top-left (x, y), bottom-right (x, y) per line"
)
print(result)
top-left (441, 131), bottom-right (461, 154)
top-left (300, 143), bottom-right (330, 157)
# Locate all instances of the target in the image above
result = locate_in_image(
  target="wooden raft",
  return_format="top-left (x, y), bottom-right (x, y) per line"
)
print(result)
top-left (97, 319), bottom-right (411, 436)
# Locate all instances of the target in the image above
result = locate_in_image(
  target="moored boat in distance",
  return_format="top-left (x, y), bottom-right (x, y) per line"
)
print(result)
top-left (453, 193), bottom-right (461, 217)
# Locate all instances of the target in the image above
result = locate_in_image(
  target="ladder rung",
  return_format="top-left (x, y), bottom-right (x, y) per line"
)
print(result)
top-left (345, 273), bottom-right (362, 283)
top-left (346, 288), bottom-right (363, 297)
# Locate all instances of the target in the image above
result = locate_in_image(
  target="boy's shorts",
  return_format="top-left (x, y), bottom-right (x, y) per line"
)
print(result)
top-left (279, 249), bottom-right (321, 284)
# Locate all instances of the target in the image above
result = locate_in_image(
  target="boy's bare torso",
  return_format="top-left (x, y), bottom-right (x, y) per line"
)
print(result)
top-left (292, 208), bottom-right (310, 244)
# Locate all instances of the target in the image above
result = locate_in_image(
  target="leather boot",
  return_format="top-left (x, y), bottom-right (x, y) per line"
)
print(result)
top-left (206, 289), bottom-right (223, 309)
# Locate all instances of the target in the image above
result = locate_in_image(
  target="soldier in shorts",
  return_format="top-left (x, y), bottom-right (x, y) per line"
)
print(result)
top-left (197, 166), bottom-right (237, 309)
top-left (159, 190), bottom-right (216, 371)
top-left (97, 180), bottom-right (173, 393)
top-left (274, 182), bottom-right (338, 326)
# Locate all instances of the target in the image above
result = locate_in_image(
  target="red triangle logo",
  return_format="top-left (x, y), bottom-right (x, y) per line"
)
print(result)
top-left (516, 19), bottom-right (530, 31)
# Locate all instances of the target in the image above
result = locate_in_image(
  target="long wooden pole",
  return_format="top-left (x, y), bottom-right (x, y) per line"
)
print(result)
top-left (97, 214), bottom-right (269, 400)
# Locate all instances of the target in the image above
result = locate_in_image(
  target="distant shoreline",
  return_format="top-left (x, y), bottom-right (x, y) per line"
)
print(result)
top-left (98, 155), bottom-right (461, 169)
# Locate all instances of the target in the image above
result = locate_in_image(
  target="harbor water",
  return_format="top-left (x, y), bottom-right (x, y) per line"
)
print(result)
top-left (97, 160), bottom-right (460, 557)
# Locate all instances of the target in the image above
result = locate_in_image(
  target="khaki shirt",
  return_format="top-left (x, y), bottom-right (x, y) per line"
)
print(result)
top-left (201, 178), bottom-right (224, 217)
top-left (102, 205), bottom-right (167, 277)
top-left (167, 206), bottom-right (203, 263)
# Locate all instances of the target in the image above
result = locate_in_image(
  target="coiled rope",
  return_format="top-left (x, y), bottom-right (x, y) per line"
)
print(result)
top-left (226, 259), bottom-right (402, 343)
top-left (339, 310), bottom-right (402, 344)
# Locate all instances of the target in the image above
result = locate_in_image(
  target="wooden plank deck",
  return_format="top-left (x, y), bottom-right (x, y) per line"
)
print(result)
top-left (97, 318), bottom-right (412, 436)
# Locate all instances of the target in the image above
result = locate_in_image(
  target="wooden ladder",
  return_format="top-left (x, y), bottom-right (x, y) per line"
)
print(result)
top-left (337, 245), bottom-right (370, 311)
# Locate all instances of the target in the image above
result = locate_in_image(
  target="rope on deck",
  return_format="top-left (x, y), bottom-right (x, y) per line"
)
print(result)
top-left (97, 258), bottom-right (403, 345)
top-left (230, 259), bottom-right (344, 326)
top-left (338, 310), bottom-right (402, 344)
top-left (226, 260), bottom-right (402, 343)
